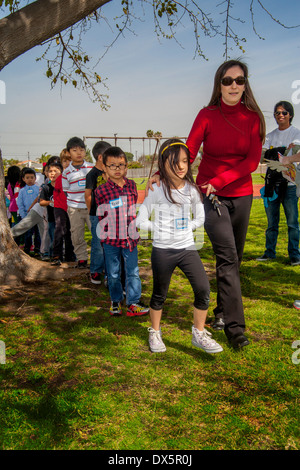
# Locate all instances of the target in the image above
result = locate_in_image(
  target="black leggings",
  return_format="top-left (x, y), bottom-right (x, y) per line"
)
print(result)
top-left (150, 246), bottom-right (210, 311)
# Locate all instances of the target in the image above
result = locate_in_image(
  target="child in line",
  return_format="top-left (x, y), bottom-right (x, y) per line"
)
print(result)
top-left (85, 140), bottom-right (111, 283)
top-left (94, 146), bottom-right (149, 317)
top-left (11, 191), bottom-right (47, 246)
top-left (4, 176), bottom-right (11, 221)
top-left (62, 137), bottom-right (93, 268)
top-left (11, 159), bottom-right (60, 260)
top-left (7, 165), bottom-right (21, 228)
top-left (17, 167), bottom-right (41, 256)
top-left (136, 139), bottom-right (223, 354)
top-left (39, 163), bottom-right (51, 260)
top-left (39, 161), bottom-right (64, 258)
top-left (51, 149), bottom-right (75, 265)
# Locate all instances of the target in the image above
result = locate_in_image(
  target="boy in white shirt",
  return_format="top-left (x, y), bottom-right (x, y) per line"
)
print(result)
top-left (62, 137), bottom-right (93, 268)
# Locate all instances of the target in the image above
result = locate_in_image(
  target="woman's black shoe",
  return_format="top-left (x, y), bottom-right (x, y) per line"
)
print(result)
top-left (212, 318), bottom-right (225, 331)
top-left (230, 334), bottom-right (250, 349)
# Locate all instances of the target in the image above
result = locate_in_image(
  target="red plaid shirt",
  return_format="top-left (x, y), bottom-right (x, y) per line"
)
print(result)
top-left (94, 177), bottom-right (139, 251)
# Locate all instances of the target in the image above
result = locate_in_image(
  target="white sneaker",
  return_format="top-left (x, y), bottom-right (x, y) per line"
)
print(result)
top-left (192, 326), bottom-right (223, 353)
top-left (148, 327), bottom-right (166, 353)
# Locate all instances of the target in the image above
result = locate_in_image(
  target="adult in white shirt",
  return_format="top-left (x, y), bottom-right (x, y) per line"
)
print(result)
top-left (257, 101), bottom-right (300, 266)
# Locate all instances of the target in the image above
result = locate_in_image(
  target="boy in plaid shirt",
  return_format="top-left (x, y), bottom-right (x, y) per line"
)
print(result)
top-left (94, 146), bottom-right (149, 317)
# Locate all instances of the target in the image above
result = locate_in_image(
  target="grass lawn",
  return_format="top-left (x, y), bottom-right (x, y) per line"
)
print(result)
top-left (0, 198), bottom-right (299, 451)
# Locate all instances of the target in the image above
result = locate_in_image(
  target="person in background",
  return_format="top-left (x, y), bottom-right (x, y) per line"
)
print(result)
top-left (7, 165), bottom-right (21, 228)
top-left (39, 160), bottom-right (63, 259)
top-left (51, 149), bottom-right (75, 265)
top-left (17, 167), bottom-right (41, 256)
top-left (39, 163), bottom-right (51, 261)
top-left (62, 137), bottom-right (93, 268)
top-left (257, 101), bottom-right (300, 266)
top-left (85, 140), bottom-right (111, 284)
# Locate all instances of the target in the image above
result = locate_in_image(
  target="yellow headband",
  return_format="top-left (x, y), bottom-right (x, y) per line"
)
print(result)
top-left (161, 142), bottom-right (189, 156)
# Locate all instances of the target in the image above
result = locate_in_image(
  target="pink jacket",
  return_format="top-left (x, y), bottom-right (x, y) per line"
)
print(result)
top-left (7, 182), bottom-right (20, 212)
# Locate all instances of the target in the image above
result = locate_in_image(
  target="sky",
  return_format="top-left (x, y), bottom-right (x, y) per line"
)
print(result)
top-left (0, 0), bottom-right (300, 161)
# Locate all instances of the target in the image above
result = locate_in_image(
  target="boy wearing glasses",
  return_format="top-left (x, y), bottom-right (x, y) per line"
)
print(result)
top-left (94, 146), bottom-right (149, 317)
top-left (258, 101), bottom-right (300, 265)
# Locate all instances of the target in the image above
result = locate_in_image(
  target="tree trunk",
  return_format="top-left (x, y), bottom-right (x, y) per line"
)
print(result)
top-left (0, 0), bottom-right (111, 70)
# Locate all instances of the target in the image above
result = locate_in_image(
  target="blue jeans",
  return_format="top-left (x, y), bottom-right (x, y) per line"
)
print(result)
top-left (103, 244), bottom-right (141, 305)
top-left (24, 224), bottom-right (41, 254)
top-left (264, 185), bottom-right (300, 260)
top-left (90, 215), bottom-right (105, 274)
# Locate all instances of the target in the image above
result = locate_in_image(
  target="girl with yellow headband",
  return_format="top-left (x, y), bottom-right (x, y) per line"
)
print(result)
top-left (136, 138), bottom-right (223, 354)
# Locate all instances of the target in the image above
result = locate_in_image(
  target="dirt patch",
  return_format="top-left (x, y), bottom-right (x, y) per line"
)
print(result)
top-left (0, 261), bottom-right (216, 316)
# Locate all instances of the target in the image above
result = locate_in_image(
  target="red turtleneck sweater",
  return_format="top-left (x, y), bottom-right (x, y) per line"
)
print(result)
top-left (186, 99), bottom-right (262, 197)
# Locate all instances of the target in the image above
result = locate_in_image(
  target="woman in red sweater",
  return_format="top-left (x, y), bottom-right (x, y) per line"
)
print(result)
top-left (186, 59), bottom-right (265, 349)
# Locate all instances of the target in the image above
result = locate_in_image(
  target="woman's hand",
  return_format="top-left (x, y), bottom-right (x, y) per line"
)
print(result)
top-left (280, 155), bottom-right (292, 166)
top-left (145, 174), bottom-right (161, 196)
top-left (201, 183), bottom-right (217, 197)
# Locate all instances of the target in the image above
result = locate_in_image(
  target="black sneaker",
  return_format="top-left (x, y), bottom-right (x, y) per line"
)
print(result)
top-left (90, 273), bottom-right (102, 284)
top-left (109, 302), bottom-right (122, 316)
top-left (51, 258), bottom-right (62, 266)
top-left (256, 254), bottom-right (274, 261)
top-left (76, 260), bottom-right (88, 269)
top-left (290, 258), bottom-right (300, 266)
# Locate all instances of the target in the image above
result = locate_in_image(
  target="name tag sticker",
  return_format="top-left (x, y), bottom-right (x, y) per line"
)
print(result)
top-left (27, 189), bottom-right (33, 194)
top-left (110, 198), bottom-right (123, 209)
top-left (176, 218), bottom-right (188, 229)
top-left (78, 180), bottom-right (85, 186)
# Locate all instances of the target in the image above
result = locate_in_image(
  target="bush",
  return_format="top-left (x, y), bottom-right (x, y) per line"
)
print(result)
top-left (128, 161), bottom-right (143, 169)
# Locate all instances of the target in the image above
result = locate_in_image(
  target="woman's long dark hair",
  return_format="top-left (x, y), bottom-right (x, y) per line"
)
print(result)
top-left (158, 138), bottom-right (201, 204)
top-left (208, 59), bottom-right (266, 142)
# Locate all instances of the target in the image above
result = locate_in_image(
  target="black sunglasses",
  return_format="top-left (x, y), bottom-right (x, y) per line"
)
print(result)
top-left (274, 111), bottom-right (289, 117)
top-left (221, 76), bottom-right (247, 86)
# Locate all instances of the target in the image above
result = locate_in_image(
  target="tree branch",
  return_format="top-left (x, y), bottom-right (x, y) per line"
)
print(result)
top-left (0, 0), bottom-right (112, 70)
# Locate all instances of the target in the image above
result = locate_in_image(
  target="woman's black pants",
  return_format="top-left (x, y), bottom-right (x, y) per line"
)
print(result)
top-left (203, 194), bottom-right (253, 340)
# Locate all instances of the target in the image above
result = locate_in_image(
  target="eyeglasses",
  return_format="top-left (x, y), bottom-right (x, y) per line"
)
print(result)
top-left (274, 111), bottom-right (289, 117)
top-left (105, 163), bottom-right (126, 170)
top-left (221, 76), bottom-right (247, 86)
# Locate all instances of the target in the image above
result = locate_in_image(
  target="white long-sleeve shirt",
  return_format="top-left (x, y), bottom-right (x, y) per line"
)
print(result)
top-left (136, 182), bottom-right (205, 249)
